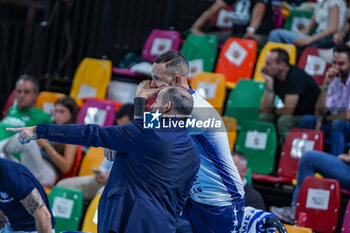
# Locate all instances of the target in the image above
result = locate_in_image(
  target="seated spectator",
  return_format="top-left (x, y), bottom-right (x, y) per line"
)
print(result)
top-left (0, 158), bottom-right (55, 233)
top-left (0, 74), bottom-right (52, 152)
top-left (299, 45), bottom-right (350, 156)
top-left (56, 103), bottom-right (134, 201)
top-left (3, 96), bottom-right (79, 186)
top-left (268, 0), bottom-right (347, 49)
top-left (191, 0), bottom-right (274, 46)
top-left (259, 48), bottom-right (320, 146)
top-left (232, 151), bottom-right (266, 210)
top-left (270, 150), bottom-right (350, 224)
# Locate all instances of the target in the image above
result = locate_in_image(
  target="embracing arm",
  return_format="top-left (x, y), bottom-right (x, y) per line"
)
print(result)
top-left (20, 188), bottom-right (52, 233)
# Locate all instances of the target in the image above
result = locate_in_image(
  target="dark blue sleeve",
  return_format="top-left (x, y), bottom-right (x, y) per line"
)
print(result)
top-left (9, 170), bottom-right (36, 200)
top-left (36, 122), bottom-right (139, 153)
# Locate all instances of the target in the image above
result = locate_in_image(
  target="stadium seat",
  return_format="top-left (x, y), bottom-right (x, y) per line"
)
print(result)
top-left (253, 42), bottom-right (297, 82)
top-left (78, 147), bottom-right (105, 176)
top-left (70, 58), bottom-right (112, 106)
top-left (213, 5), bottom-right (234, 31)
top-left (59, 146), bottom-right (83, 180)
top-left (297, 47), bottom-right (331, 85)
top-left (222, 116), bottom-right (237, 151)
top-left (48, 187), bottom-right (83, 233)
top-left (215, 38), bottom-right (257, 88)
top-left (2, 89), bottom-right (16, 119)
top-left (142, 29), bottom-right (182, 62)
top-left (342, 200), bottom-right (350, 233)
top-left (295, 177), bottom-right (340, 233)
top-left (81, 194), bottom-right (101, 233)
top-left (113, 29), bottom-right (181, 78)
top-left (252, 128), bottom-right (324, 183)
top-left (78, 98), bottom-right (115, 126)
top-left (284, 224), bottom-right (313, 233)
top-left (235, 120), bottom-right (277, 175)
top-left (181, 34), bottom-right (218, 79)
top-left (36, 91), bottom-right (65, 118)
top-left (273, 6), bottom-right (283, 29)
top-left (283, 9), bottom-right (313, 33)
top-left (224, 79), bottom-right (265, 130)
top-left (190, 72), bottom-right (226, 114)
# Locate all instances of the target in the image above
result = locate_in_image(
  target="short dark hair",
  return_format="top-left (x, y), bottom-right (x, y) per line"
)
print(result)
top-left (154, 50), bottom-right (189, 78)
top-left (15, 74), bottom-right (39, 93)
top-left (270, 48), bottom-right (290, 66)
top-left (161, 86), bottom-right (193, 116)
top-left (54, 96), bottom-right (79, 124)
top-left (333, 44), bottom-right (350, 59)
top-left (115, 103), bottom-right (134, 123)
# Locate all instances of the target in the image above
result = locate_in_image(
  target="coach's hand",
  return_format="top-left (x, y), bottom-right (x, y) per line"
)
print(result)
top-left (136, 80), bottom-right (166, 99)
top-left (6, 126), bottom-right (37, 144)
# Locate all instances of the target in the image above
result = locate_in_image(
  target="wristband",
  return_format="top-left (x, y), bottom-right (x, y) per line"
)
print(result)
top-left (246, 27), bottom-right (255, 33)
top-left (134, 97), bottom-right (146, 117)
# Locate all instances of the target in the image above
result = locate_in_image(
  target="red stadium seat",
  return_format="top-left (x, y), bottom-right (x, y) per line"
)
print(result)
top-left (295, 177), bottom-right (340, 233)
top-left (215, 38), bottom-right (257, 88)
top-left (2, 89), bottom-right (16, 119)
top-left (342, 199), bottom-right (350, 233)
top-left (252, 128), bottom-right (324, 183)
top-left (297, 47), bottom-right (331, 86)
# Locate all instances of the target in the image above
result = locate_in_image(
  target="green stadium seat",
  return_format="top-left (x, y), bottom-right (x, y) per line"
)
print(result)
top-left (283, 9), bottom-right (313, 33)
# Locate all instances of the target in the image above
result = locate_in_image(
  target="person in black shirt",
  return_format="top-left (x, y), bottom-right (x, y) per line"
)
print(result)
top-left (191, 0), bottom-right (274, 47)
top-left (259, 48), bottom-right (320, 145)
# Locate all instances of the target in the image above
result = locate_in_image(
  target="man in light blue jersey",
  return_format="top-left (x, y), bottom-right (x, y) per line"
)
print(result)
top-left (147, 50), bottom-right (245, 233)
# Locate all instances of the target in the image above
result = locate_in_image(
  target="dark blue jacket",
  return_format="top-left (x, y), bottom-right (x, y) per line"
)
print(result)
top-left (36, 118), bottom-right (200, 233)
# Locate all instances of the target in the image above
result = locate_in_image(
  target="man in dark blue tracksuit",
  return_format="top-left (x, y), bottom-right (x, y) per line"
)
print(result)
top-left (8, 86), bottom-right (200, 233)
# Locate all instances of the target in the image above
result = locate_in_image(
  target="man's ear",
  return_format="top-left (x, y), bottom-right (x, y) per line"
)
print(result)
top-left (175, 75), bottom-right (182, 84)
top-left (163, 101), bottom-right (172, 114)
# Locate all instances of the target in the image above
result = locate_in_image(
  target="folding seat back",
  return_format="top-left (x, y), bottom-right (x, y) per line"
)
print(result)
top-left (81, 194), bottom-right (101, 233)
top-left (215, 38), bottom-right (257, 88)
top-left (253, 42), bottom-right (297, 82)
top-left (2, 89), bottom-right (16, 119)
top-left (70, 58), bottom-right (112, 106)
top-left (283, 9), bottom-right (313, 33)
top-left (222, 116), bottom-right (237, 151)
top-left (78, 99), bottom-right (115, 126)
top-left (278, 128), bottom-right (324, 180)
top-left (59, 146), bottom-right (83, 181)
top-left (297, 47), bottom-right (331, 85)
top-left (342, 200), bottom-right (350, 233)
top-left (36, 91), bottom-right (66, 118)
top-left (284, 224), bottom-right (313, 233)
top-left (48, 187), bottom-right (83, 233)
top-left (191, 72), bottom-right (226, 114)
top-left (78, 147), bottom-right (105, 176)
top-left (235, 120), bottom-right (277, 175)
top-left (224, 79), bottom-right (265, 130)
top-left (213, 5), bottom-right (234, 31)
top-left (142, 29), bottom-right (181, 63)
top-left (295, 177), bottom-right (340, 233)
top-left (181, 34), bottom-right (218, 79)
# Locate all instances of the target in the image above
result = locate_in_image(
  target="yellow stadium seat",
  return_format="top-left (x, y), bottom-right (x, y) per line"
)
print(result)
top-left (78, 147), bottom-right (105, 176)
top-left (253, 42), bottom-right (297, 82)
top-left (284, 224), bottom-right (312, 233)
top-left (222, 117), bottom-right (237, 151)
top-left (81, 194), bottom-right (101, 233)
top-left (70, 58), bottom-right (112, 106)
top-left (190, 72), bottom-right (226, 114)
top-left (36, 91), bottom-right (65, 117)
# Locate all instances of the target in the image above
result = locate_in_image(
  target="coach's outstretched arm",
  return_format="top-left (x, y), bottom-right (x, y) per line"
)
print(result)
top-left (7, 123), bottom-right (135, 153)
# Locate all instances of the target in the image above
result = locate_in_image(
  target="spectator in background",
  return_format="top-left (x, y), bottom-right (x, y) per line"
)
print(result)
top-left (299, 45), bottom-right (350, 156)
top-left (0, 158), bottom-right (55, 233)
top-left (0, 74), bottom-right (52, 152)
top-left (268, 0), bottom-right (346, 49)
top-left (270, 150), bottom-right (350, 224)
top-left (56, 104), bottom-right (134, 201)
top-left (191, 0), bottom-right (274, 47)
top-left (4, 96), bottom-right (79, 186)
top-left (232, 152), bottom-right (266, 210)
top-left (259, 48), bottom-right (320, 146)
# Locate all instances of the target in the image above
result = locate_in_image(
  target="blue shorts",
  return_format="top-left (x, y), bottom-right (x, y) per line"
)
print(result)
top-left (182, 198), bottom-right (245, 233)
